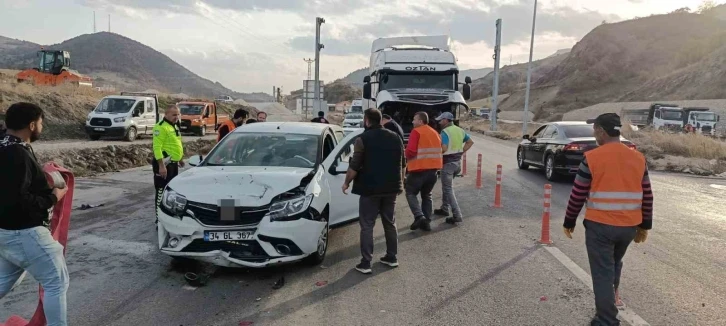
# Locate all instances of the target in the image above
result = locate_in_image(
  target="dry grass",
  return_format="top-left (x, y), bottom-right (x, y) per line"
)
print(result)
top-left (459, 118), bottom-right (542, 141)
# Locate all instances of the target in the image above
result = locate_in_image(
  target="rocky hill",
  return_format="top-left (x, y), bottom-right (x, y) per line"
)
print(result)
top-left (470, 11), bottom-right (726, 121)
top-left (0, 32), bottom-right (273, 102)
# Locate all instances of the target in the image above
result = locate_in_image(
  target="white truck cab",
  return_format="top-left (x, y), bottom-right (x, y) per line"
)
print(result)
top-left (361, 35), bottom-right (471, 144)
top-left (684, 107), bottom-right (719, 135)
top-left (647, 104), bottom-right (684, 132)
top-left (85, 92), bottom-right (160, 141)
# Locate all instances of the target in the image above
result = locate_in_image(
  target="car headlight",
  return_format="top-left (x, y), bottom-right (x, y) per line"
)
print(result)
top-left (114, 117), bottom-right (126, 123)
top-left (162, 189), bottom-right (187, 216)
top-left (193, 119), bottom-right (201, 123)
top-left (269, 194), bottom-right (313, 222)
top-left (86, 115), bottom-right (91, 121)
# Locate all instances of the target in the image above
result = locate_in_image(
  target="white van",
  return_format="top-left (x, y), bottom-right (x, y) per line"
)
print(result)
top-left (85, 92), bottom-right (160, 141)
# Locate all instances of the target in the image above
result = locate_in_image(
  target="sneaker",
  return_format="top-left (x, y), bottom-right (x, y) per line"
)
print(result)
top-left (434, 209), bottom-right (450, 216)
top-left (445, 216), bottom-right (463, 224)
top-left (410, 216), bottom-right (424, 230)
top-left (355, 261), bottom-right (372, 274)
top-left (380, 255), bottom-right (399, 267)
top-left (420, 218), bottom-right (432, 231)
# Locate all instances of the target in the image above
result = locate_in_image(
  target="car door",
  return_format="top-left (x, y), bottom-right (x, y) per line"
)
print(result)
top-left (141, 100), bottom-right (155, 134)
top-left (322, 129), bottom-right (363, 225)
top-left (524, 125), bottom-right (547, 164)
top-left (533, 125), bottom-right (557, 164)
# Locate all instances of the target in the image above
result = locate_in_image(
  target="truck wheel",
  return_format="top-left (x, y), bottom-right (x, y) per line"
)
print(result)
top-left (125, 127), bottom-right (137, 142)
top-left (89, 134), bottom-right (101, 141)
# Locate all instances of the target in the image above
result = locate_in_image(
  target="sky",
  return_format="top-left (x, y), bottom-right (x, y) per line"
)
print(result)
top-left (0, 0), bottom-right (715, 94)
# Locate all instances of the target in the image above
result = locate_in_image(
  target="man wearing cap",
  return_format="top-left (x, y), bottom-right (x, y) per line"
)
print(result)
top-left (563, 113), bottom-right (653, 326)
top-left (434, 112), bottom-right (473, 224)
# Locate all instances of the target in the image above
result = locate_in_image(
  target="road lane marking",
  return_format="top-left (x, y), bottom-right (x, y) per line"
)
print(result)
top-left (709, 184), bottom-right (726, 190)
top-left (543, 246), bottom-right (651, 326)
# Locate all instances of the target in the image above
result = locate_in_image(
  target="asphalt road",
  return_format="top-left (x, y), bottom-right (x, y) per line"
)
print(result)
top-left (2, 133), bottom-right (724, 325)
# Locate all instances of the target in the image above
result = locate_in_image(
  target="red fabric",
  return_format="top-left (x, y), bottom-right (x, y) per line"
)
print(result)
top-left (1, 163), bottom-right (74, 326)
top-left (405, 129), bottom-right (420, 160)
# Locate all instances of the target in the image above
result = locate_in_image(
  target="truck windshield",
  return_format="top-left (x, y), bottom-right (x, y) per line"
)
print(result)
top-left (350, 106), bottom-right (363, 113)
top-left (380, 73), bottom-right (455, 90)
top-left (662, 110), bottom-right (683, 121)
top-left (205, 133), bottom-right (321, 169)
top-left (95, 98), bottom-right (137, 114)
top-left (178, 104), bottom-right (205, 115)
top-left (694, 113), bottom-right (716, 121)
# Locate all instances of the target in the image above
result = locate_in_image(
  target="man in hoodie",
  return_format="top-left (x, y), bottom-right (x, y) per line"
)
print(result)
top-left (0, 102), bottom-right (70, 326)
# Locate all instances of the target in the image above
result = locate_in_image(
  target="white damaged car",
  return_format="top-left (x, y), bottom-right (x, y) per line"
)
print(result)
top-left (157, 122), bottom-right (363, 268)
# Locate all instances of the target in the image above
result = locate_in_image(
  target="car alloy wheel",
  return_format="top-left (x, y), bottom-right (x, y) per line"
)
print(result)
top-left (545, 155), bottom-right (558, 181)
top-left (317, 222), bottom-right (328, 257)
top-left (517, 147), bottom-right (529, 169)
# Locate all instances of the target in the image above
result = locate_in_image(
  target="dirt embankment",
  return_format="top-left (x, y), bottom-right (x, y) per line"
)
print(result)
top-left (35, 139), bottom-right (217, 177)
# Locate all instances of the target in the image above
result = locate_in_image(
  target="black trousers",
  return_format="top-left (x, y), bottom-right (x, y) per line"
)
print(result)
top-left (152, 159), bottom-right (179, 221)
top-left (405, 169), bottom-right (439, 220)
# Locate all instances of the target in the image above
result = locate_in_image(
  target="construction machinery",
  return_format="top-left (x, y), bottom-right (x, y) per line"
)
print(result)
top-left (16, 50), bottom-right (92, 87)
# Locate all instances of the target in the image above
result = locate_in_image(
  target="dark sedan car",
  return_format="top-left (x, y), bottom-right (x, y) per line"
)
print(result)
top-left (517, 121), bottom-right (637, 181)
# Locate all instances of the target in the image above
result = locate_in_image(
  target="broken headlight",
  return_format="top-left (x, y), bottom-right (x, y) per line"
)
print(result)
top-left (162, 188), bottom-right (187, 217)
top-left (269, 194), bottom-right (313, 222)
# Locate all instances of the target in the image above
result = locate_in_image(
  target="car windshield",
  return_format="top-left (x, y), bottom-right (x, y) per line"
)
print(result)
top-left (694, 112), bottom-right (716, 121)
top-left (379, 73), bottom-right (455, 90)
top-left (205, 133), bottom-right (320, 169)
top-left (178, 104), bottom-right (205, 115)
top-left (662, 110), bottom-right (683, 120)
top-left (562, 125), bottom-right (594, 138)
top-left (345, 114), bottom-right (363, 120)
top-left (95, 98), bottom-right (137, 113)
top-left (350, 106), bottom-right (363, 113)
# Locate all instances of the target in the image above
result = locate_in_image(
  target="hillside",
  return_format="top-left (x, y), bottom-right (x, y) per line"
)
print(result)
top-left (0, 32), bottom-right (273, 102)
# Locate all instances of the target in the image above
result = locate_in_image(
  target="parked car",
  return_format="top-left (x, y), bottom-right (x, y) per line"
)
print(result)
top-left (157, 122), bottom-right (362, 268)
top-left (342, 113), bottom-right (364, 128)
top-left (517, 121), bottom-right (637, 181)
top-left (178, 101), bottom-right (229, 136)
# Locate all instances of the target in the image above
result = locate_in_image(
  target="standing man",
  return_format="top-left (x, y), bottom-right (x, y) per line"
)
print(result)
top-left (342, 108), bottom-right (404, 274)
top-left (153, 105), bottom-right (185, 223)
top-left (433, 112), bottom-right (474, 224)
top-left (0, 102), bottom-right (70, 326)
top-left (217, 108), bottom-right (247, 142)
top-left (381, 114), bottom-right (404, 142)
top-left (257, 111), bottom-right (267, 122)
top-left (405, 112), bottom-right (443, 232)
top-left (311, 111), bottom-right (329, 123)
top-left (563, 113), bottom-right (653, 326)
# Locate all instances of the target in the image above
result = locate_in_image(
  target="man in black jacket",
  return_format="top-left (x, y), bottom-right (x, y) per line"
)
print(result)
top-left (382, 114), bottom-right (404, 142)
top-left (0, 102), bottom-right (69, 325)
top-left (342, 108), bottom-right (405, 274)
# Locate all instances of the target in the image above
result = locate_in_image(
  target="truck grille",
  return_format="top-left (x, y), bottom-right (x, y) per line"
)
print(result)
top-left (180, 119), bottom-right (192, 129)
top-left (396, 94), bottom-right (449, 104)
top-left (186, 201), bottom-right (269, 226)
top-left (702, 126), bottom-right (713, 133)
top-left (90, 118), bottom-right (112, 127)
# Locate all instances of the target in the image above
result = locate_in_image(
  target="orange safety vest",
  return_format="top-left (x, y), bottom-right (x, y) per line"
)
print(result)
top-left (407, 125), bottom-right (443, 172)
top-left (584, 142), bottom-right (646, 227)
top-left (217, 119), bottom-right (237, 143)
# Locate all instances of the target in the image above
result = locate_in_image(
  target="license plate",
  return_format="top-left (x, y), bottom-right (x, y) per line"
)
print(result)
top-left (204, 230), bottom-right (255, 242)
top-left (94, 128), bottom-right (105, 131)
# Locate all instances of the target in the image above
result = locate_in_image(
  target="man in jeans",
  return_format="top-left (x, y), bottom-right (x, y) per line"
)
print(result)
top-left (433, 112), bottom-right (474, 224)
top-left (0, 102), bottom-right (70, 326)
top-left (343, 108), bottom-right (404, 274)
top-left (405, 112), bottom-right (443, 232)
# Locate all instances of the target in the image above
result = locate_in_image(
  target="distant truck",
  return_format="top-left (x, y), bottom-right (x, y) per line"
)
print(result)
top-left (178, 101), bottom-right (229, 136)
top-left (682, 107), bottom-right (719, 135)
top-left (85, 92), bottom-right (160, 142)
top-left (349, 99), bottom-right (363, 113)
top-left (215, 95), bottom-right (234, 103)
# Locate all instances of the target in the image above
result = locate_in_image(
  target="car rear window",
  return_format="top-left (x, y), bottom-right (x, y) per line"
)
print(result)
top-left (562, 125), bottom-right (594, 138)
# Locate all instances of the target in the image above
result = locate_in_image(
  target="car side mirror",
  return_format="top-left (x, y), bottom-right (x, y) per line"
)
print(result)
top-left (334, 161), bottom-right (349, 175)
top-left (462, 84), bottom-right (471, 101)
top-left (363, 83), bottom-right (372, 100)
top-left (188, 154), bottom-right (204, 167)
top-left (522, 135), bottom-right (530, 139)
top-left (363, 76), bottom-right (371, 83)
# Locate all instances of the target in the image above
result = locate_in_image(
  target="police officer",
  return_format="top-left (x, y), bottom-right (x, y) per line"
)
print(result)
top-left (563, 113), bottom-right (653, 326)
top-left (153, 105), bottom-right (185, 222)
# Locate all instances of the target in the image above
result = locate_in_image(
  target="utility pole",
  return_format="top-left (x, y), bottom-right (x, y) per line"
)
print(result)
top-left (303, 58), bottom-right (314, 80)
top-left (108, 14), bottom-right (111, 33)
top-left (93, 11), bottom-right (96, 33)
top-left (523, 0), bottom-right (538, 136)
top-left (314, 17), bottom-right (325, 114)
top-left (491, 19), bottom-right (502, 131)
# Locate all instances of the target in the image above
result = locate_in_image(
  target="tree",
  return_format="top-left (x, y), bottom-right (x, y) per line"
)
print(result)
top-left (698, 0), bottom-right (717, 14)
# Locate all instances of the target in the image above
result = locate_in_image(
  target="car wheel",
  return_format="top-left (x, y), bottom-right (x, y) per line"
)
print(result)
top-left (304, 214), bottom-right (329, 266)
top-left (545, 155), bottom-right (559, 181)
top-left (125, 127), bottom-right (137, 142)
top-left (89, 134), bottom-right (101, 141)
top-left (517, 147), bottom-right (529, 169)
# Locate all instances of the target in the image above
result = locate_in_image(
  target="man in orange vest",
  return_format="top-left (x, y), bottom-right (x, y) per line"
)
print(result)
top-left (405, 111), bottom-right (443, 231)
top-left (216, 109), bottom-right (248, 142)
top-left (563, 113), bottom-right (653, 326)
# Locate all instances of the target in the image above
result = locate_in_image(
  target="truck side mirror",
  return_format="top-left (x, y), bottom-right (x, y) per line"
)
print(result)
top-left (462, 84), bottom-right (471, 101)
top-left (363, 76), bottom-right (371, 83)
top-left (363, 83), bottom-right (372, 100)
